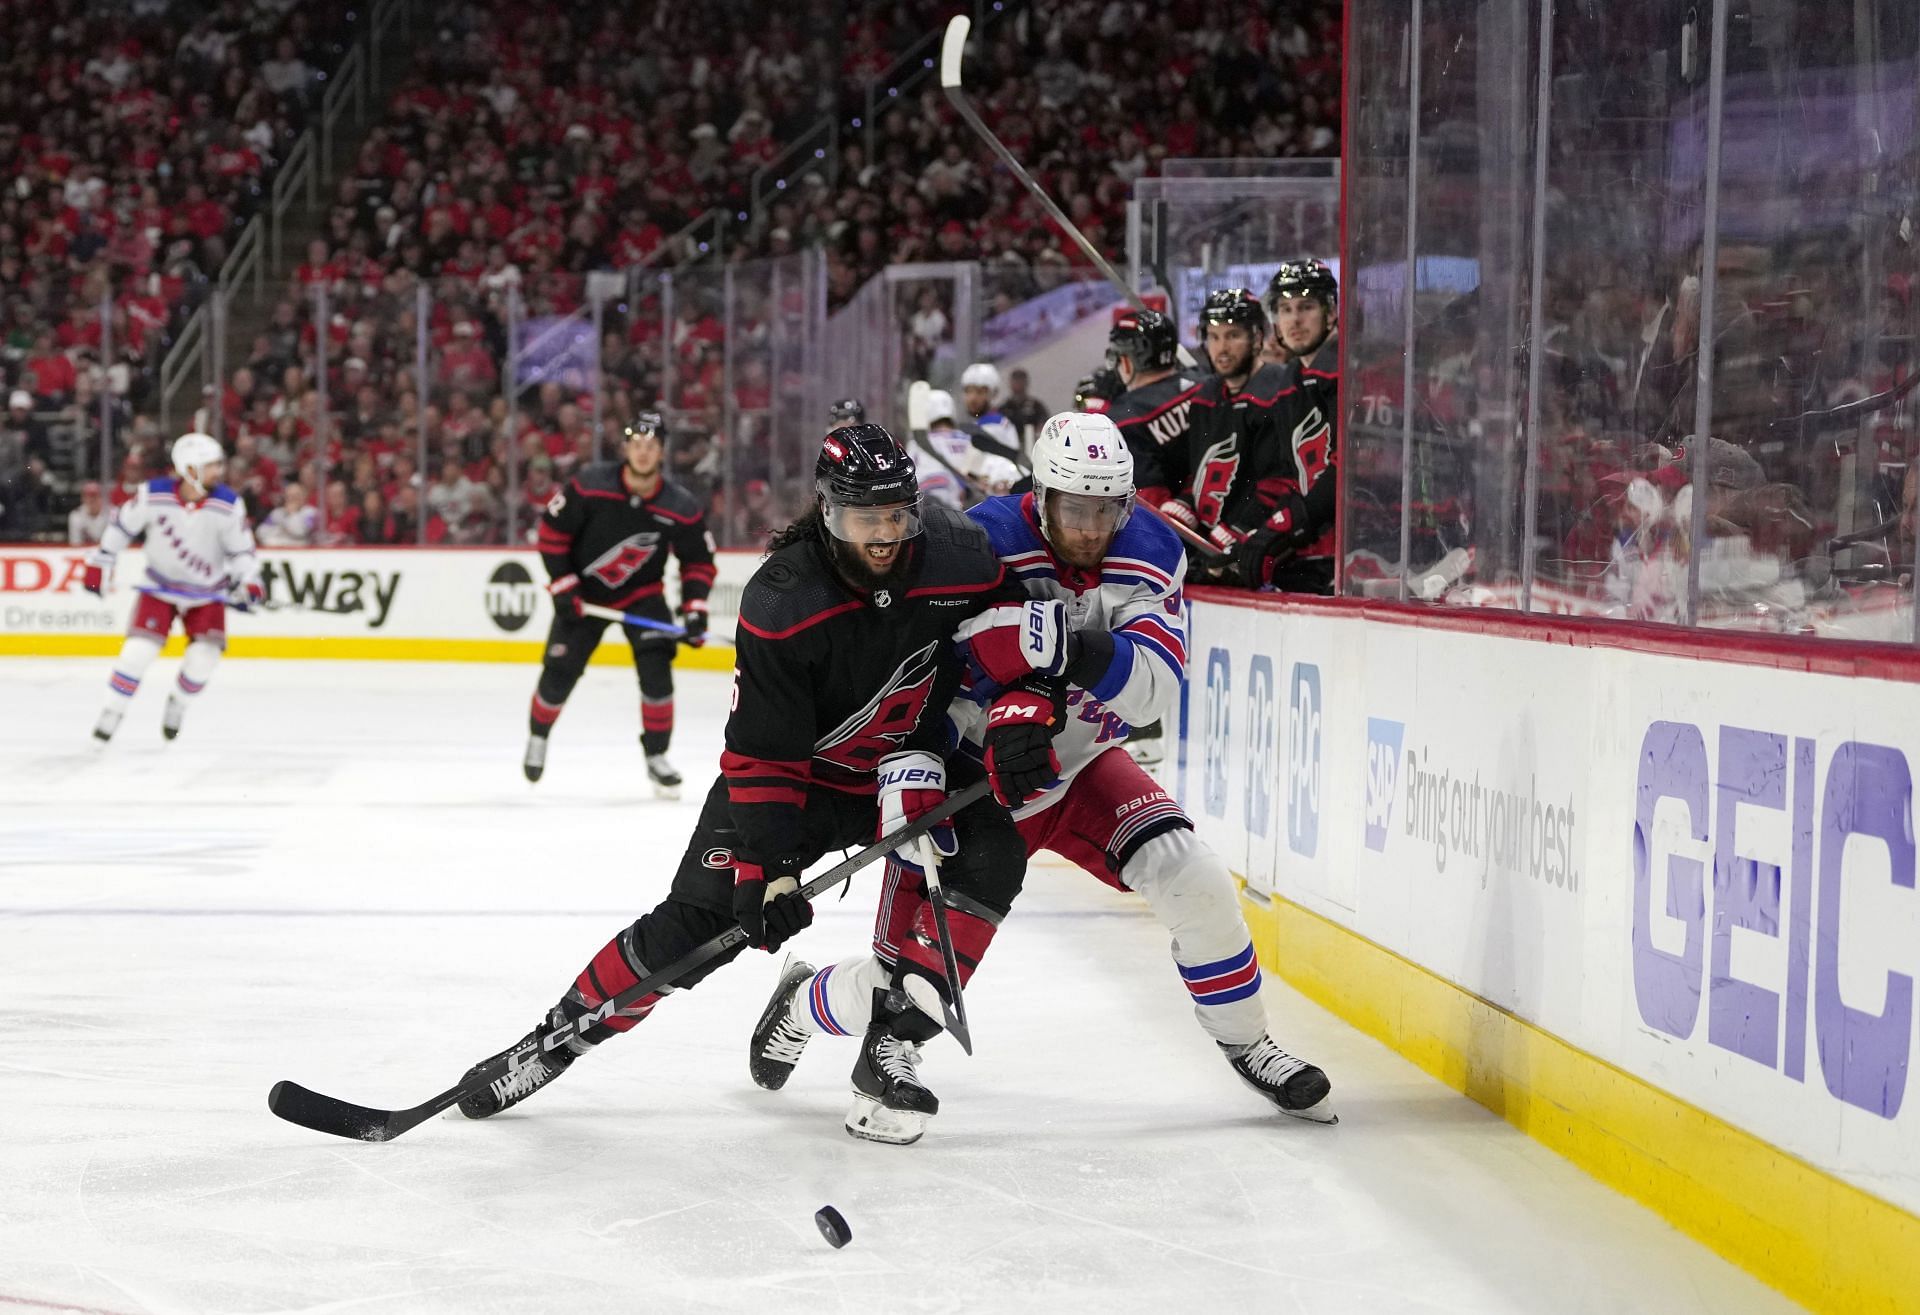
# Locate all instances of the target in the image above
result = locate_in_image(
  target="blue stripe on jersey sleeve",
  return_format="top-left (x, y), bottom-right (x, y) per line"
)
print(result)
top-left (1087, 630), bottom-right (1135, 704)
top-left (1106, 510), bottom-right (1186, 581)
top-left (967, 494), bottom-right (1046, 559)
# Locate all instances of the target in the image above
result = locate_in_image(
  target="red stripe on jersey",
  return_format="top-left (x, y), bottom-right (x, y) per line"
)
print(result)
top-left (728, 785), bottom-right (808, 806)
top-left (1121, 614), bottom-right (1187, 664)
top-left (606, 579), bottom-right (666, 608)
top-left (906, 567), bottom-right (1007, 599)
top-left (721, 750), bottom-right (809, 782)
top-left (680, 563), bottom-right (717, 583)
top-left (738, 598), bottom-right (863, 640)
top-left (646, 503), bottom-right (700, 524)
top-left (1111, 381), bottom-right (1203, 429)
top-left (573, 484), bottom-right (628, 501)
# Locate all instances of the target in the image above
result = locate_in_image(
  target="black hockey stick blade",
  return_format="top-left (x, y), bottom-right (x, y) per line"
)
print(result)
top-left (268, 779), bottom-right (993, 1142)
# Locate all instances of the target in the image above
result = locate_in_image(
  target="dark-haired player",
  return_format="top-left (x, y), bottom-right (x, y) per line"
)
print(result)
top-left (459, 425), bottom-right (1035, 1146)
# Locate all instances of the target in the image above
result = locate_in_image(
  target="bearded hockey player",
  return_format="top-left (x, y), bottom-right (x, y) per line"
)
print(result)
top-left (1161, 284), bottom-right (1336, 594)
top-left (748, 412), bottom-right (1335, 1130)
top-left (525, 414), bottom-right (716, 796)
top-left (457, 425), bottom-right (1032, 1145)
top-left (85, 432), bottom-right (263, 743)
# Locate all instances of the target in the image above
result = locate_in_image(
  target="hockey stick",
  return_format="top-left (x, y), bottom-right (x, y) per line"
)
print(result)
top-left (267, 777), bottom-right (994, 1143)
top-left (940, 16), bottom-right (1196, 369)
top-left (576, 601), bottom-right (734, 648)
top-left (133, 582), bottom-right (280, 612)
top-left (912, 837), bottom-right (973, 1055)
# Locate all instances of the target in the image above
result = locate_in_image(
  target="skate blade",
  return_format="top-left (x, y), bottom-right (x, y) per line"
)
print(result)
top-left (845, 1093), bottom-right (925, 1145)
top-left (651, 783), bottom-right (682, 800)
top-left (1280, 1099), bottom-right (1340, 1125)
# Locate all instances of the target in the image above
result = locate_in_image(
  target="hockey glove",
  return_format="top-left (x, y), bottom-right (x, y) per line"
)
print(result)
top-left (983, 679), bottom-right (1067, 807)
top-left (954, 599), bottom-right (1074, 690)
top-left (733, 853), bottom-right (812, 952)
top-left (82, 563), bottom-right (105, 597)
top-left (1157, 498), bottom-right (1201, 533)
top-left (1221, 496), bottom-right (1311, 589)
top-left (678, 598), bottom-right (709, 647)
top-left (546, 573), bottom-right (584, 618)
top-left (876, 750), bottom-right (958, 865)
top-left (227, 580), bottom-right (265, 613)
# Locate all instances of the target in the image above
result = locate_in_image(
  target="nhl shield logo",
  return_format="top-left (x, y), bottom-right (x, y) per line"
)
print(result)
top-left (873, 589), bottom-right (893, 608)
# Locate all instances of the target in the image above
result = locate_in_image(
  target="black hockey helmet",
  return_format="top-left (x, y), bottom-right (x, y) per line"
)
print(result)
top-left (1075, 366), bottom-right (1123, 411)
top-left (828, 397), bottom-right (866, 427)
top-left (622, 411), bottom-right (667, 444)
top-left (816, 423), bottom-right (923, 557)
top-left (1106, 308), bottom-right (1178, 374)
top-left (1200, 287), bottom-right (1269, 340)
top-left (1266, 258), bottom-right (1338, 314)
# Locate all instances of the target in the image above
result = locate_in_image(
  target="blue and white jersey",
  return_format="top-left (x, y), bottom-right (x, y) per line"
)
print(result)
top-left (954, 492), bottom-right (1188, 818)
top-left (92, 477), bottom-right (260, 606)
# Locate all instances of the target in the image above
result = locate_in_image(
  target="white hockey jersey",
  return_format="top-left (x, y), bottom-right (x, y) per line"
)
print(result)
top-left (93, 478), bottom-right (262, 606)
top-left (953, 492), bottom-right (1187, 819)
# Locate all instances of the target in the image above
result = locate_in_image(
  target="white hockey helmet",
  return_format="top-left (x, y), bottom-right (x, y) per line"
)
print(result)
top-left (926, 388), bottom-right (957, 423)
top-left (959, 361), bottom-right (1001, 395)
top-left (1032, 411), bottom-right (1133, 543)
top-left (171, 432), bottom-right (225, 488)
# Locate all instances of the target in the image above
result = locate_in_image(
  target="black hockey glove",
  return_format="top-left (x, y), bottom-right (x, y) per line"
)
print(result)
top-left (732, 853), bottom-right (812, 951)
top-left (982, 678), bottom-right (1067, 808)
top-left (678, 599), bottom-right (709, 647)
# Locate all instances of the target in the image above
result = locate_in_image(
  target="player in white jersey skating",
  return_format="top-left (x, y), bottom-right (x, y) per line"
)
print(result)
top-left (85, 433), bottom-right (263, 743)
top-left (749, 412), bottom-right (1334, 1142)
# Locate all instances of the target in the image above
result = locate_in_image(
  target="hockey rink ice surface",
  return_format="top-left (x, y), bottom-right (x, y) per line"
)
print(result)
top-left (2, 658), bottom-right (1801, 1315)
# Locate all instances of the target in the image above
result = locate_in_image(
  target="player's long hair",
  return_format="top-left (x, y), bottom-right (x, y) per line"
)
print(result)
top-left (766, 503), bottom-right (825, 554)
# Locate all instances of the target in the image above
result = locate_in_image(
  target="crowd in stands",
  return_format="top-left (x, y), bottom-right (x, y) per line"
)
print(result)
top-left (27, 0), bottom-right (1344, 549)
top-left (0, 0), bottom-right (363, 535)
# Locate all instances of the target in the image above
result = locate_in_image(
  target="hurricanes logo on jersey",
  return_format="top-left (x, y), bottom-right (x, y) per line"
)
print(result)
top-left (1290, 406), bottom-right (1331, 485)
top-left (814, 640), bottom-right (940, 774)
top-left (587, 533), bottom-right (662, 588)
top-left (1192, 437), bottom-right (1240, 527)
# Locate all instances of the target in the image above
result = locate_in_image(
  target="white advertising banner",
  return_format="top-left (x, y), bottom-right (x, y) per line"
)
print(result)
top-left (1183, 594), bottom-right (1920, 1218)
top-left (0, 546), bottom-right (760, 654)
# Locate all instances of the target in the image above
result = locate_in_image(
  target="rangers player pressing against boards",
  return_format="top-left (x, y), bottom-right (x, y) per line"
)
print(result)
top-left (85, 432), bottom-right (263, 743)
top-left (749, 412), bottom-right (1336, 1128)
top-left (525, 413), bottom-right (716, 796)
top-left (457, 426), bottom-right (1033, 1143)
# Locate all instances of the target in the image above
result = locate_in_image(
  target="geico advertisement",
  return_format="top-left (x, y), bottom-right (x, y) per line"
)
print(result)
top-left (0, 546), bottom-right (756, 641)
top-left (1182, 595), bottom-right (1920, 1214)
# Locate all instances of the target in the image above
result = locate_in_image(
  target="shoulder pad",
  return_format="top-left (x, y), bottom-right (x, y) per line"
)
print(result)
top-left (209, 484), bottom-right (240, 505)
top-left (1104, 510), bottom-right (1185, 590)
top-left (966, 494), bottom-right (1044, 559)
top-left (917, 503), bottom-right (1003, 585)
top-left (145, 477), bottom-right (177, 495)
top-left (1239, 363), bottom-right (1294, 405)
top-left (573, 462), bottom-right (622, 493)
top-left (652, 479), bottom-right (704, 520)
top-left (740, 542), bottom-right (848, 638)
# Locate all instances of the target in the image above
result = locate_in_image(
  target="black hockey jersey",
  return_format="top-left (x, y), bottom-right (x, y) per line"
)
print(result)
top-left (1186, 355), bottom-right (1337, 562)
top-left (718, 503), bottom-right (1024, 865)
top-left (536, 462), bottom-right (717, 609)
top-left (1104, 370), bottom-right (1204, 506)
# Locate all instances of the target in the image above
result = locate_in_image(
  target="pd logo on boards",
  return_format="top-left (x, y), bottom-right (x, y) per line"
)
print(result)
top-left (486, 561), bottom-right (538, 632)
top-left (1245, 656), bottom-right (1277, 838)
top-left (1288, 663), bottom-right (1321, 857)
top-left (1634, 720), bottom-right (1913, 1119)
top-left (1364, 717), bottom-right (1405, 852)
top-left (1202, 648), bottom-right (1231, 819)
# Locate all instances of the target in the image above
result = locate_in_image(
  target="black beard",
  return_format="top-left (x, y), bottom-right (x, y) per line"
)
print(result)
top-left (828, 535), bottom-right (910, 594)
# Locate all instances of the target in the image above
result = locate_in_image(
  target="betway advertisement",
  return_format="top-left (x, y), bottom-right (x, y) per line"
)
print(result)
top-left (1182, 594), bottom-right (1920, 1216)
top-left (0, 546), bottom-right (757, 648)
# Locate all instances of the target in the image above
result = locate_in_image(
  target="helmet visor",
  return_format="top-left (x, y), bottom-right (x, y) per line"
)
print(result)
top-left (823, 496), bottom-right (924, 545)
top-left (1046, 490), bottom-right (1133, 534)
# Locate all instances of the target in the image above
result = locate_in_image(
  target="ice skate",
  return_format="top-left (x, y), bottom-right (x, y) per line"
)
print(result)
top-left (91, 707), bottom-right (123, 744)
top-left (749, 955), bottom-right (817, 1091)
top-left (645, 752), bottom-right (682, 799)
top-left (1222, 1035), bottom-right (1336, 1123)
top-left (523, 734), bottom-right (548, 783)
top-left (457, 1013), bottom-right (580, 1119)
top-left (846, 985), bottom-right (942, 1145)
top-left (161, 694), bottom-right (185, 741)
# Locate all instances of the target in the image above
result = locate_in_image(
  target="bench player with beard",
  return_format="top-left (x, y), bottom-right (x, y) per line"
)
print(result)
top-left (524, 413), bottom-right (716, 796)
top-left (747, 412), bottom-right (1336, 1130)
top-left (457, 425), bottom-right (1033, 1143)
top-left (1160, 287), bottom-right (1336, 594)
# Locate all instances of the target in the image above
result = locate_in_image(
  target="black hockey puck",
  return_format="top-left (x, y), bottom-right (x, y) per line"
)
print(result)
top-left (814, 1205), bottom-right (852, 1249)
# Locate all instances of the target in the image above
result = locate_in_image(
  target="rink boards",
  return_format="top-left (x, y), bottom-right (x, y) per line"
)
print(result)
top-left (1175, 587), bottom-right (1920, 1315)
top-left (0, 545), bottom-right (758, 670)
